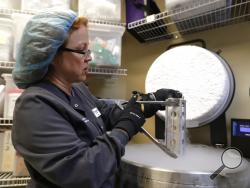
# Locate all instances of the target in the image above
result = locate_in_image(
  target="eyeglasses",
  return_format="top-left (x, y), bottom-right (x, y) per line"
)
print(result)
top-left (60, 47), bottom-right (92, 59)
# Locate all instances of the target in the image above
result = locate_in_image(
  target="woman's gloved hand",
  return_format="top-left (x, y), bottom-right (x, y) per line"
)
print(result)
top-left (114, 95), bottom-right (145, 139)
top-left (141, 89), bottom-right (182, 118)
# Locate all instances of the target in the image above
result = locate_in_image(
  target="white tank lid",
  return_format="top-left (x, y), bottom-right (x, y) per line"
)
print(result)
top-left (145, 45), bottom-right (234, 127)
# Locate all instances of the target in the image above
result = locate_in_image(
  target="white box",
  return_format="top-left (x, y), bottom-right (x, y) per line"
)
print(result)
top-left (0, 18), bottom-right (14, 61)
top-left (0, 0), bottom-right (21, 9)
top-left (1, 74), bottom-right (23, 119)
top-left (21, 0), bottom-right (70, 12)
top-left (88, 23), bottom-right (125, 67)
top-left (0, 85), bottom-right (5, 117)
top-left (0, 130), bottom-right (16, 172)
top-left (13, 153), bottom-right (29, 177)
top-left (4, 93), bottom-right (21, 119)
top-left (78, 0), bottom-right (121, 22)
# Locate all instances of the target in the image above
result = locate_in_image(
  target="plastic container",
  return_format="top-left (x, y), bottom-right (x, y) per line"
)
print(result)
top-left (0, 85), bottom-right (5, 117)
top-left (0, 0), bottom-right (21, 9)
top-left (13, 152), bottom-right (29, 176)
top-left (0, 18), bottom-right (14, 61)
top-left (88, 23), bottom-right (125, 67)
top-left (12, 13), bottom-right (33, 60)
top-left (0, 130), bottom-right (16, 172)
top-left (78, 0), bottom-right (121, 22)
top-left (21, 0), bottom-right (70, 12)
top-left (1, 74), bottom-right (23, 119)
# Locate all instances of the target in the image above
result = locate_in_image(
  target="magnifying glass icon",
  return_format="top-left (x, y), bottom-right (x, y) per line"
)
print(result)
top-left (210, 147), bottom-right (243, 180)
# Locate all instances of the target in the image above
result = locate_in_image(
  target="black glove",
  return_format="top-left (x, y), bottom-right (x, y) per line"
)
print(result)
top-left (141, 89), bottom-right (182, 118)
top-left (114, 95), bottom-right (145, 139)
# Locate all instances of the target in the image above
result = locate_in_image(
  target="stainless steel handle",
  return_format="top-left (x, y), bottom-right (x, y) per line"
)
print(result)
top-left (140, 127), bottom-right (177, 159)
top-left (137, 100), bottom-right (180, 106)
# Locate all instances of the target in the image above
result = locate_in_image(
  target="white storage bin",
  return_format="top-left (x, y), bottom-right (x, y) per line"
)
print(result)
top-left (0, 130), bottom-right (16, 172)
top-left (78, 0), bottom-right (121, 22)
top-left (1, 74), bottom-right (23, 119)
top-left (12, 13), bottom-right (33, 60)
top-left (88, 23), bottom-right (125, 67)
top-left (0, 85), bottom-right (5, 117)
top-left (21, 0), bottom-right (70, 12)
top-left (0, 18), bottom-right (14, 61)
top-left (0, 0), bottom-right (21, 9)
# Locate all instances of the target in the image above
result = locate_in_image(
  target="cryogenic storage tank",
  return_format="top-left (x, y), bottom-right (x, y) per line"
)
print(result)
top-left (118, 46), bottom-right (250, 187)
top-left (118, 144), bottom-right (250, 188)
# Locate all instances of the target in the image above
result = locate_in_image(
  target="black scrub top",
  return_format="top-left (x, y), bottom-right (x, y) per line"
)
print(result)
top-left (11, 81), bottom-right (129, 188)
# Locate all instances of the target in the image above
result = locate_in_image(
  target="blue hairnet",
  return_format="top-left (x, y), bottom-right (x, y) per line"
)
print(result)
top-left (12, 9), bottom-right (77, 89)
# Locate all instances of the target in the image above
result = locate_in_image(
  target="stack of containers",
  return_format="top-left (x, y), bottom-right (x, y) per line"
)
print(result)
top-left (0, 130), bottom-right (16, 172)
top-left (0, 18), bottom-right (14, 62)
top-left (0, 85), bottom-right (5, 117)
top-left (88, 23), bottom-right (125, 67)
top-left (1, 74), bottom-right (23, 119)
top-left (78, 0), bottom-right (125, 67)
top-left (21, 0), bottom-right (70, 11)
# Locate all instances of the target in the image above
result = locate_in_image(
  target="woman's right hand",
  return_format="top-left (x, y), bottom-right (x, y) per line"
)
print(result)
top-left (114, 95), bottom-right (145, 139)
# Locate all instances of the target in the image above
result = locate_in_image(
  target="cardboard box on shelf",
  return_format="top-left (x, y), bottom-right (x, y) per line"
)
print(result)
top-left (13, 152), bottom-right (29, 177)
top-left (0, 130), bottom-right (15, 172)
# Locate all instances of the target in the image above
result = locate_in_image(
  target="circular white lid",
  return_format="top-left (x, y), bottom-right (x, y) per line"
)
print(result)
top-left (145, 45), bottom-right (234, 127)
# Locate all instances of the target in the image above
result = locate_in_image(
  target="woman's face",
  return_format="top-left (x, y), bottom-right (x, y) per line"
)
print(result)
top-left (54, 25), bottom-right (91, 83)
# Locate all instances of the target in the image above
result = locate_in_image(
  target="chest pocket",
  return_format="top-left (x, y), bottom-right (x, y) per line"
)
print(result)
top-left (70, 88), bottom-right (106, 134)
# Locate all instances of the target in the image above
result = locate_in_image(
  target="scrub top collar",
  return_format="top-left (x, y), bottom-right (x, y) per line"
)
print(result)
top-left (34, 80), bottom-right (86, 114)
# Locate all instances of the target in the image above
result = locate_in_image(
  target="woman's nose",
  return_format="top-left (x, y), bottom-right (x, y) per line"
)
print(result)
top-left (85, 54), bottom-right (92, 62)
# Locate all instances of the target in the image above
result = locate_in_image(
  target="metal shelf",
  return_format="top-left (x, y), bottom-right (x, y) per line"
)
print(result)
top-left (0, 172), bottom-right (30, 187)
top-left (0, 61), bottom-right (15, 69)
top-left (127, 0), bottom-right (250, 42)
top-left (0, 8), bottom-right (36, 16)
top-left (0, 122), bottom-right (30, 188)
top-left (0, 118), bottom-right (13, 127)
top-left (0, 61), bottom-right (127, 76)
top-left (0, 8), bottom-right (125, 26)
top-left (88, 67), bottom-right (127, 76)
top-left (88, 19), bottom-right (125, 27)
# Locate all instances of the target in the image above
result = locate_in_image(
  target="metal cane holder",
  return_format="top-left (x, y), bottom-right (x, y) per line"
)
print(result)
top-left (138, 98), bottom-right (186, 158)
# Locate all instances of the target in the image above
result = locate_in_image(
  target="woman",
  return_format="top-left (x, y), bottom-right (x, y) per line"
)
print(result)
top-left (11, 9), bottom-right (181, 188)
